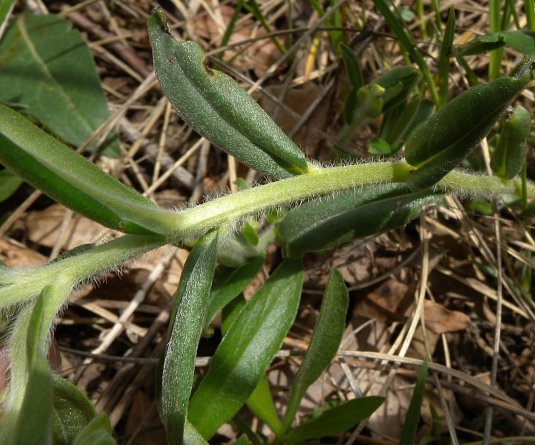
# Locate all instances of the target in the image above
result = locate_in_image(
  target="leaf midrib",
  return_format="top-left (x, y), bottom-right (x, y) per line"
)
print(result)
top-left (18, 15), bottom-right (95, 137)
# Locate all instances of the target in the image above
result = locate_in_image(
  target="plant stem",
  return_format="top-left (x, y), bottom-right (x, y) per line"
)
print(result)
top-left (0, 234), bottom-right (165, 310)
top-left (0, 164), bottom-right (530, 309)
top-left (488, 0), bottom-right (503, 80)
top-left (163, 162), bottom-right (530, 240)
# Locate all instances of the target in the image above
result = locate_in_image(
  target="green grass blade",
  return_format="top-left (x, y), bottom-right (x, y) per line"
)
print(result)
top-left (218, 0), bottom-right (244, 60)
top-left (283, 397), bottom-right (384, 443)
top-left (243, 0), bottom-right (286, 54)
top-left (372, 0), bottom-right (439, 105)
top-left (0, 103), bottom-right (171, 234)
top-left (488, 0), bottom-right (503, 80)
top-left (188, 260), bottom-right (303, 439)
top-left (161, 230), bottom-right (219, 445)
top-left (525, 0), bottom-right (535, 29)
top-left (438, 7), bottom-right (456, 107)
top-left (148, 9), bottom-right (308, 179)
top-left (282, 268), bottom-right (349, 431)
top-left (399, 358), bottom-right (429, 445)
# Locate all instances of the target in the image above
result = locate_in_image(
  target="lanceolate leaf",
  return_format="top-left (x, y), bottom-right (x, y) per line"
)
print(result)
top-left (455, 30), bottom-right (535, 57)
top-left (148, 9), bottom-right (308, 179)
top-left (206, 256), bottom-right (264, 326)
top-left (340, 43), bottom-right (363, 89)
top-left (246, 375), bottom-right (283, 436)
top-left (72, 413), bottom-right (115, 445)
top-left (491, 105), bottom-right (532, 180)
top-left (12, 357), bottom-right (53, 445)
top-left (188, 260), bottom-right (303, 439)
top-left (375, 66), bottom-right (420, 112)
top-left (52, 375), bottom-right (100, 445)
top-left (0, 169), bottom-right (22, 203)
top-left (0, 14), bottom-right (117, 155)
top-left (283, 397), bottom-right (384, 443)
top-left (405, 73), bottom-right (529, 189)
top-left (282, 269), bottom-right (349, 431)
top-left (183, 421), bottom-right (210, 445)
top-left (0, 103), bottom-right (171, 235)
top-left (279, 184), bottom-right (443, 258)
top-left (162, 230), bottom-right (219, 445)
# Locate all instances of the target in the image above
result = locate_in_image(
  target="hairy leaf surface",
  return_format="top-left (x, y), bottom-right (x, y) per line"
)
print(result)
top-left (188, 260), bottom-right (303, 438)
top-left (148, 10), bottom-right (308, 179)
top-left (0, 104), bottom-right (170, 234)
top-left (162, 231), bottom-right (218, 444)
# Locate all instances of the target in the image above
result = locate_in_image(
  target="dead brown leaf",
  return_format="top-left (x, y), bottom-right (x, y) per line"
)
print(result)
top-left (195, 5), bottom-right (280, 76)
top-left (423, 300), bottom-right (471, 334)
top-left (0, 238), bottom-right (46, 267)
top-left (25, 204), bottom-right (115, 249)
top-left (258, 83), bottom-right (329, 155)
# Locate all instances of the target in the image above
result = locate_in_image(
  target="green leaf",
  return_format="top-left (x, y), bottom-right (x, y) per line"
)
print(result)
top-left (283, 396), bottom-right (384, 443)
top-left (246, 375), bottom-right (283, 436)
top-left (162, 230), bottom-right (219, 445)
top-left (377, 97), bottom-right (424, 153)
top-left (72, 413), bottom-right (115, 445)
top-left (339, 83), bottom-right (384, 142)
top-left (184, 420), bottom-right (210, 445)
top-left (51, 375), bottom-right (99, 445)
top-left (26, 287), bottom-right (49, 364)
top-left (12, 357), bottom-right (53, 445)
top-left (455, 30), bottom-right (535, 56)
top-left (0, 0), bottom-right (14, 28)
top-left (0, 169), bottom-right (22, 203)
top-left (221, 293), bottom-right (247, 335)
top-left (278, 184), bottom-right (443, 258)
top-left (282, 269), bottom-right (348, 431)
top-left (230, 434), bottom-right (249, 445)
top-left (206, 256), bottom-right (264, 326)
top-left (0, 14), bottom-right (117, 155)
top-left (188, 260), bottom-right (303, 438)
top-left (405, 74), bottom-right (529, 189)
top-left (239, 222), bottom-right (259, 246)
top-left (375, 66), bottom-right (420, 112)
top-left (147, 10), bottom-right (308, 179)
top-left (399, 358), bottom-right (429, 445)
top-left (491, 105), bottom-right (532, 180)
top-left (340, 43), bottom-right (363, 89)
top-left (0, 103), bottom-right (172, 235)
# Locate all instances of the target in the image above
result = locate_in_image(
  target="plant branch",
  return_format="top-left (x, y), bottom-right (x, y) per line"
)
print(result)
top-left (160, 161), bottom-right (531, 240)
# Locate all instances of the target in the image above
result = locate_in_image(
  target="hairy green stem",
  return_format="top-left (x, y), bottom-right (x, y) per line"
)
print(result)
top-left (0, 234), bottom-right (165, 311)
top-left (0, 163), bottom-right (531, 312)
top-left (163, 162), bottom-right (529, 240)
